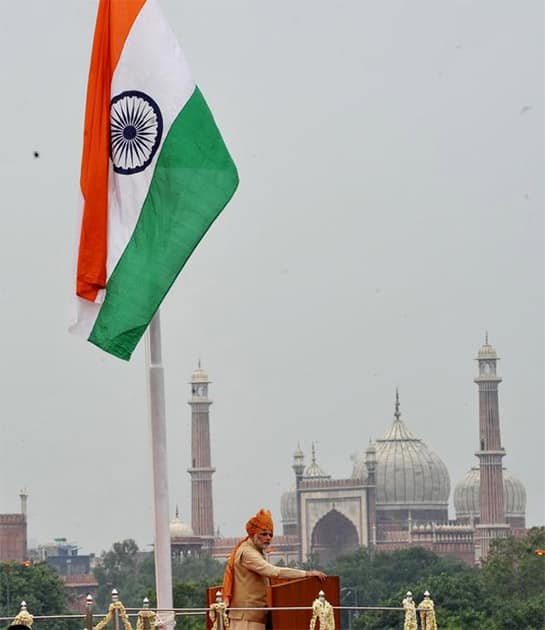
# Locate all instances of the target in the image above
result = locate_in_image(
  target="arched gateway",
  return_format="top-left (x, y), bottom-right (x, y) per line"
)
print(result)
top-left (311, 509), bottom-right (359, 564)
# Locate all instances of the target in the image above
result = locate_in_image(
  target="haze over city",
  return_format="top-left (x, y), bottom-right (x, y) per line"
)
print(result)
top-left (0, 0), bottom-right (543, 556)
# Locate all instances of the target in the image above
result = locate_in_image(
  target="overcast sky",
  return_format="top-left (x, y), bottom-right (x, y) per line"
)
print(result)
top-left (0, 0), bottom-right (543, 556)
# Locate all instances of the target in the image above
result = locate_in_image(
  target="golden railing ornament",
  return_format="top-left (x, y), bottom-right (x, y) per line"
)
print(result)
top-left (418, 590), bottom-right (437, 630)
top-left (209, 590), bottom-right (230, 630)
top-left (136, 597), bottom-right (157, 630)
top-left (94, 589), bottom-right (133, 630)
top-left (10, 600), bottom-right (34, 628)
top-left (402, 591), bottom-right (418, 630)
top-left (309, 590), bottom-right (335, 630)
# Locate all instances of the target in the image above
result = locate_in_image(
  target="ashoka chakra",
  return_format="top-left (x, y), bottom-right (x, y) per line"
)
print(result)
top-left (110, 90), bottom-right (163, 175)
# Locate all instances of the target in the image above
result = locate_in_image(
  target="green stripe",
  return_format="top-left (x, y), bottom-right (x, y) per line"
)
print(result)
top-left (89, 87), bottom-right (238, 360)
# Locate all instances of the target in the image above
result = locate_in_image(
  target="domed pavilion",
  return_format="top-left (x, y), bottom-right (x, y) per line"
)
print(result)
top-left (454, 467), bottom-right (526, 531)
top-left (372, 390), bottom-right (450, 533)
top-left (169, 507), bottom-right (203, 558)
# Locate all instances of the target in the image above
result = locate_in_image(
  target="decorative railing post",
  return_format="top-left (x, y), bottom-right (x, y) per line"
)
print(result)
top-left (10, 600), bottom-right (34, 628)
top-left (217, 590), bottom-right (225, 630)
top-left (112, 589), bottom-right (121, 630)
top-left (85, 593), bottom-right (94, 630)
top-left (136, 596), bottom-right (157, 630)
top-left (309, 590), bottom-right (335, 630)
top-left (208, 590), bottom-right (229, 630)
top-left (418, 590), bottom-right (437, 630)
top-left (402, 591), bottom-right (417, 630)
top-left (93, 588), bottom-right (133, 630)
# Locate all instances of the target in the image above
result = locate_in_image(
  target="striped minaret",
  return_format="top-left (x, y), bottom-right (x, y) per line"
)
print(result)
top-left (187, 362), bottom-right (215, 541)
top-left (474, 335), bottom-right (510, 561)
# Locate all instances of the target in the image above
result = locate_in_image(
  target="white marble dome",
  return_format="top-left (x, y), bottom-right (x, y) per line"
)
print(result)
top-left (373, 395), bottom-right (450, 509)
top-left (191, 363), bottom-right (209, 383)
top-left (453, 467), bottom-right (526, 519)
top-left (169, 513), bottom-right (195, 538)
top-left (280, 487), bottom-right (297, 524)
top-left (477, 339), bottom-right (498, 360)
top-left (304, 444), bottom-right (330, 479)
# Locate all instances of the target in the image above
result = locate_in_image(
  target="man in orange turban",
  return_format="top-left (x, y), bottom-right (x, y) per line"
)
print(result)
top-left (222, 509), bottom-right (326, 629)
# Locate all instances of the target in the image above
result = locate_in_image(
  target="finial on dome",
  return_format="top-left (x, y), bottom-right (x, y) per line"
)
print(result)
top-left (198, 357), bottom-right (202, 369)
top-left (303, 443), bottom-right (330, 479)
top-left (175, 504), bottom-right (179, 519)
top-left (485, 330), bottom-right (488, 345)
top-left (394, 388), bottom-right (401, 421)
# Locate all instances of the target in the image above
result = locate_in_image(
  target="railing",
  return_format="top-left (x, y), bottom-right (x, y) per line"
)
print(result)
top-left (0, 587), bottom-right (438, 629)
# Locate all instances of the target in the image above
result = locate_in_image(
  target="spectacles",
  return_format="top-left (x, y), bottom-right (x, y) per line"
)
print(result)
top-left (259, 532), bottom-right (273, 538)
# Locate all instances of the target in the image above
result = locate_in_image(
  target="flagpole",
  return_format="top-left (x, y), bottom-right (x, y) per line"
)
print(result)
top-left (146, 311), bottom-right (174, 629)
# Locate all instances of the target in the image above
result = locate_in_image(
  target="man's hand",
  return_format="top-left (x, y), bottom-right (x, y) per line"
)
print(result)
top-left (306, 570), bottom-right (327, 582)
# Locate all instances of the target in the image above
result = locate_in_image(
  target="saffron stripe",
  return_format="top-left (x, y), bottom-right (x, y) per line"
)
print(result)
top-left (77, 0), bottom-right (147, 301)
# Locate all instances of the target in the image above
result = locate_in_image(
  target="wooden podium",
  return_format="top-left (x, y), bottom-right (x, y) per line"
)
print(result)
top-left (206, 576), bottom-right (340, 629)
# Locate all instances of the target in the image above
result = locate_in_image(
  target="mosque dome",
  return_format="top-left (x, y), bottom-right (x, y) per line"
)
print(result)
top-left (280, 487), bottom-right (297, 525)
top-left (374, 392), bottom-right (450, 510)
top-left (169, 510), bottom-right (195, 539)
top-left (477, 337), bottom-right (498, 360)
top-left (453, 467), bottom-right (526, 519)
top-left (304, 444), bottom-right (330, 479)
top-left (191, 362), bottom-right (209, 383)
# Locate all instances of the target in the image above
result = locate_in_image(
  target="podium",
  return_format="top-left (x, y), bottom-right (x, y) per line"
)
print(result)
top-left (206, 576), bottom-right (340, 629)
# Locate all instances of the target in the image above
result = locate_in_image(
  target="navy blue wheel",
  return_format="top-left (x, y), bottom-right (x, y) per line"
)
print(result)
top-left (110, 90), bottom-right (163, 175)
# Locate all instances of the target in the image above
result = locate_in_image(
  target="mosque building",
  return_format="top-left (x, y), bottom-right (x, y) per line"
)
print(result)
top-left (170, 337), bottom-right (527, 566)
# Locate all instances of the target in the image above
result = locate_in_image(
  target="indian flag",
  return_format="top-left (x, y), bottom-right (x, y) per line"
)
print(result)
top-left (72, 0), bottom-right (238, 360)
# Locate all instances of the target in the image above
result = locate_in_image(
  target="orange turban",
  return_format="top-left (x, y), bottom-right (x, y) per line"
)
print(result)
top-left (222, 509), bottom-right (275, 603)
top-left (246, 509), bottom-right (274, 536)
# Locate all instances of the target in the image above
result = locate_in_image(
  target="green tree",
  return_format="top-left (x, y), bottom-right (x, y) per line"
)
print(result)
top-left (93, 539), bottom-right (154, 608)
top-left (0, 561), bottom-right (77, 629)
top-left (171, 555), bottom-right (224, 584)
top-left (170, 557), bottom-right (224, 630)
top-left (328, 546), bottom-right (469, 609)
top-left (482, 527), bottom-right (545, 600)
top-left (481, 527), bottom-right (545, 630)
top-left (330, 531), bottom-right (545, 630)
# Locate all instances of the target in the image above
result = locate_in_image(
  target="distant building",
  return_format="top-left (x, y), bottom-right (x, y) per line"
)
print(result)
top-left (169, 363), bottom-right (215, 556)
top-left (453, 467), bottom-right (526, 534)
top-left (169, 507), bottom-right (204, 558)
top-left (279, 393), bottom-right (475, 564)
top-left (277, 337), bottom-right (526, 565)
top-left (175, 340), bottom-right (527, 566)
top-left (33, 538), bottom-right (97, 611)
top-left (188, 362), bottom-right (216, 545)
top-left (0, 490), bottom-right (28, 562)
top-left (35, 538), bottom-right (95, 576)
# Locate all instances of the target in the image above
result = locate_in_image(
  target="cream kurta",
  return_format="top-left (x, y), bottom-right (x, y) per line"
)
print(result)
top-left (229, 539), bottom-right (307, 626)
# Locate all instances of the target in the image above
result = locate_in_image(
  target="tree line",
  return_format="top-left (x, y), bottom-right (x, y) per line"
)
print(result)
top-left (0, 527), bottom-right (543, 629)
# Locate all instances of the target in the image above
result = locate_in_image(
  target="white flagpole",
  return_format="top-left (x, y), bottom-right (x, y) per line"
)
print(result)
top-left (146, 311), bottom-right (174, 629)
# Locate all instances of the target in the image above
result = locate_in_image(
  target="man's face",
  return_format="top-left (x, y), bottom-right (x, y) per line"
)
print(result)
top-left (253, 529), bottom-right (273, 551)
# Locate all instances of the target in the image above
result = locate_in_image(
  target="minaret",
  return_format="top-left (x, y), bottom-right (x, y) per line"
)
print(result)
top-left (19, 489), bottom-right (28, 519)
top-left (292, 444), bottom-right (305, 562)
top-left (474, 335), bottom-right (510, 560)
top-left (364, 440), bottom-right (377, 555)
top-left (187, 362), bottom-right (215, 540)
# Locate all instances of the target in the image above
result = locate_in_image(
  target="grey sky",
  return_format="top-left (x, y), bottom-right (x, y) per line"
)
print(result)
top-left (0, 0), bottom-right (543, 556)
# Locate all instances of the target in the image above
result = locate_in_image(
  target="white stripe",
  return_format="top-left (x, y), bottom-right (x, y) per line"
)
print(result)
top-left (69, 297), bottom-right (101, 339)
top-left (107, 0), bottom-right (195, 279)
